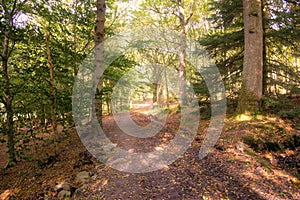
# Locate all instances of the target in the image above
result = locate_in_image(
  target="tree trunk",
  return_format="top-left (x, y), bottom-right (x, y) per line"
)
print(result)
top-left (152, 83), bottom-right (158, 103)
top-left (163, 57), bottom-right (170, 108)
top-left (73, 0), bottom-right (79, 77)
top-left (237, 0), bottom-right (263, 114)
top-left (178, 0), bottom-right (187, 106)
top-left (262, 0), bottom-right (268, 96)
top-left (45, 31), bottom-right (58, 135)
top-left (94, 0), bottom-right (106, 127)
top-left (1, 1), bottom-right (18, 167)
top-left (2, 31), bottom-right (16, 167)
top-left (152, 66), bottom-right (158, 103)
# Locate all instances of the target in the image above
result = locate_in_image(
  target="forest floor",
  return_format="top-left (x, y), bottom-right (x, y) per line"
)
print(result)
top-left (0, 106), bottom-right (300, 199)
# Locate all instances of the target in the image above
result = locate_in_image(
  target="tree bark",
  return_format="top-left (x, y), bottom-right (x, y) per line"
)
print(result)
top-left (94, 0), bottom-right (106, 127)
top-left (237, 0), bottom-right (263, 114)
top-left (45, 31), bottom-right (58, 135)
top-left (73, 0), bottom-right (79, 77)
top-left (178, 0), bottom-right (187, 106)
top-left (2, 31), bottom-right (16, 167)
top-left (163, 57), bottom-right (170, 108)
top-left (152, 83), bottom-right (158, 103)
top-left (262, 0), bottom-right (268, 96)
top-left (1, 0), bottom-right (18, 167)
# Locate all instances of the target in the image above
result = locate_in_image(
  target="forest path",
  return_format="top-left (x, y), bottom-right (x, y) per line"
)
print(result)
top-left (1, 109), bottom-right (299, 199)
top-left (73, 110), bottom-right (300, 200)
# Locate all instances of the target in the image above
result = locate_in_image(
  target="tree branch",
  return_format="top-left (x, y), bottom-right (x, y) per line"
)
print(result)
top-left (0, 95), bottom-right (6, 105)
top-left (7, 41), bottom-right (16, 58)
top-left (185, 12), bottom-right (193, 26)
top-left (10, 0), bottom-right (18, 17)
top-left (284, 0), bottom-right (299, 6)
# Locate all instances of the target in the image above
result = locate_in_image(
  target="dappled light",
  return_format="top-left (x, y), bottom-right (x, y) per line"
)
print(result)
top-left (1, 0), bottom-right (299, 199)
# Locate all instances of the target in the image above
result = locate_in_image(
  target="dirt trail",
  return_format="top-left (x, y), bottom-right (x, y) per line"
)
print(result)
top-left (1, 109), bottom-right (299, 199)
top-left (73, 112), bottom-right (300, 200)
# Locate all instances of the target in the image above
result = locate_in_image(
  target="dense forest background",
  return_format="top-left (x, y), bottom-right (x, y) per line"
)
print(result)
top-left (0, 0), bottom-right (299, 199)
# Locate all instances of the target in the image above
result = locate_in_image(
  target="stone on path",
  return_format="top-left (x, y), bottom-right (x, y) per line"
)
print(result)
top-left (76, 171), bottom-right (91, 182)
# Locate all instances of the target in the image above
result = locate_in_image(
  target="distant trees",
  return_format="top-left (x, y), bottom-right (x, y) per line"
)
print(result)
top-left (128, 0), bottom-right (209, 106)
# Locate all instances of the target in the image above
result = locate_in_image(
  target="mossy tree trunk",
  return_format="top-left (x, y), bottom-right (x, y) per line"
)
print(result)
top-left (237, 0), bottom-right (263, 114)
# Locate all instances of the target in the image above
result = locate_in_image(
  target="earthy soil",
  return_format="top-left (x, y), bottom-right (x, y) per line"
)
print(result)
top-left (0, 110), bottom-right (300, 200)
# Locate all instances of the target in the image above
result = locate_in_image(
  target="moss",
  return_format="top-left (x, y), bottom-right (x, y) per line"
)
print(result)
top-left (259, 158), bottom-right (272, 171)
top-left (243, 135), bottom-right (282, 152)
top-left (254, 123), bottom-right (275, 131)
top-left (245, 149), bottom-right (257, 157)
top-left (237, 84), bottom-right (261, 115)
top-left (243, 135), bottom-right (261, 151)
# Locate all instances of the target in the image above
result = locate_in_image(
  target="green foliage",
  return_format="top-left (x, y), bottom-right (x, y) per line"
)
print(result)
top-left (243, 133), bottom-right (300, 152)
top-left (243, 135), bottom-right (262, 152)
top-left (262, 96), bottom-right (300, 119)
top-left (201, 0), bottom-right (300, 112)
top-left (0, 0), bottom-right (99, 162)
top-left (279, 108), bottom-right (300, 119)
top-left (0, 0), bottom-right (299, 166)
top-left (283, 135), bottom-right (300, 150)
top-left (243, 135), bottom-right (282, 152)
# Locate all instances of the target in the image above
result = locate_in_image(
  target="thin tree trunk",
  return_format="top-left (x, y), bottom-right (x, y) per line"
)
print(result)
top-left (152, 83), bottom-right (158, 103)
top-left (158, 84), bottom-right (163, 105)
top-left (45, 31), bottom-right (58, 135)
top-left (178, 1), bottom-right (187, 106)
top-left (1, 0), bottom-right (28, 167)
top-left (163, 57), bottom-right (169, 108)
top-left (2, 31), bottom-right (16, 167)
top-left (152, 65), bottom-right (158, 103)
top-left (94, 0), bottom-right (106, 127)
top-left (296, 47), bottom-right (299, 80)
top-left (237, 0), bottom-right (263, 114)
top-left (106, 96), bottom-right (111, 114)
top-left (73, 0), bottom-right (79, 77)
top-left (1, 1), bottom-right (17, 166)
